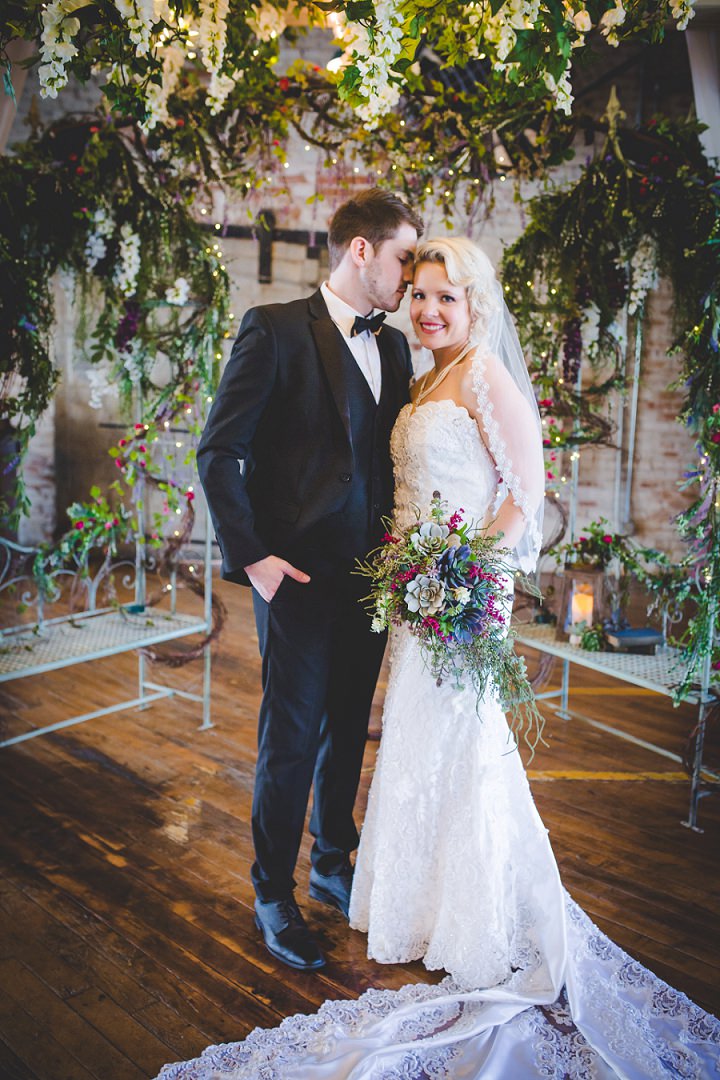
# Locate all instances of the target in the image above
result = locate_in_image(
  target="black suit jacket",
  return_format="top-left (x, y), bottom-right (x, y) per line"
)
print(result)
top-left (197, 288), bottom-right (413, 585)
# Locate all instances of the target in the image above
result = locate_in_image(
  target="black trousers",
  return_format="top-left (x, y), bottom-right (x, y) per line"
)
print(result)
top-left (250, 568), bottom-right (387, 902)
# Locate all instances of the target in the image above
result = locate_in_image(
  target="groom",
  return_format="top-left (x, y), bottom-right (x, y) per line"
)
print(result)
top-left (197, 189), bottom-right (423, 971)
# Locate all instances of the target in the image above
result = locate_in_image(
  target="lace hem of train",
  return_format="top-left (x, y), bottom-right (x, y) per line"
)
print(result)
top-left (156, 897), bottom-right (720, 1080)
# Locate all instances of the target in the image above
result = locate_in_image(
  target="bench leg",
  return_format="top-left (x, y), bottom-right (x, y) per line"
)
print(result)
top-left (138, 652), bottom-right (150, 710)
top-left (199, 640), bottom-right (213, 730)
top-left (682, 700), bottom-right (708, 833)
top-left (556, 658), bottom-right (571, 721)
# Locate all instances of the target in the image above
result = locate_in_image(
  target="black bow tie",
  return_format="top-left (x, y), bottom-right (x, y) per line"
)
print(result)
top-left (350, 312), bottom-right (386, 337)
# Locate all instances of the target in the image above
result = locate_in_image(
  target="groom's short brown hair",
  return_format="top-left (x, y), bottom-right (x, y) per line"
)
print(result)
top-left (327, 189), bottom-right (424, 271)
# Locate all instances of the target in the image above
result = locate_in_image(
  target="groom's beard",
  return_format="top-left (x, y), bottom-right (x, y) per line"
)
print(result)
top-left (361, 265), bottom-right (407, 314)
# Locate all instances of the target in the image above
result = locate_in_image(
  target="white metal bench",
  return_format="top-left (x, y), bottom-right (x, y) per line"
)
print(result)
top-left (516, 622), bottom-right (718, 832)
top-left (0, 526), bottom-right (214, 748)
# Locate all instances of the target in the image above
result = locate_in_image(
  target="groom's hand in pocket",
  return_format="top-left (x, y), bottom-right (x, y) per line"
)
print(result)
top-left (245, 555), bottom-right (311, 602)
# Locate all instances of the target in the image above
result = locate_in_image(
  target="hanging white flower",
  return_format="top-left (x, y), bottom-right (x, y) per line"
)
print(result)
top-left (121, 343), bottom-right (145, 386)
top-left (573, 9), bottom-right (592, 32)
top-left (248, 3), bottom-right (287, 42)
top-left (113, 0), bottom-right (155, 58)
top-left (86, 361), bottom-right (118, 410)
top-left (207, 70), bottom-right (237, 115)
top-left (198, 0), bottom-right (229, 77)
top-left (580, 303), bottom-right (601, 352)
top-left (670, 0), bottom-right (695, 30)
top-left (141, 44), bottom-right (184, 130)
top-left (485, 0), bottom-right (540, 63)
top-left (123, 340), bottom-right (146, 384)
top-left (165, 277), bottom-right (191, 306)
top-left (84, 208), bottom-right (115, 271)
top-left (543, 67), bottom-right (573, 114)
top-left (345, 0), bottom-right (404, 130)
top-left (114, 222), bottom-right (142, 297)
top-left (599, 3), bottom-right (626, 46)
top-left (38, 1), bottom-right (83, 99)
top-left (85, 233), bottom-right (108, 270)
top-left (627, 237), bottom-right (659, 316)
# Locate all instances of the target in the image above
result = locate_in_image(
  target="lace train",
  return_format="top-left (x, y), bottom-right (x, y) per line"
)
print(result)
top-left (156, 896), bottom-right (719, 1079)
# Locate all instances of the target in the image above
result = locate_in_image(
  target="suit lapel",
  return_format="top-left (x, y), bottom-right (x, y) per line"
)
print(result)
top-left (376, 325), bottom-right (407, 408)
top-left (309, 290), bottom-right (352, 443)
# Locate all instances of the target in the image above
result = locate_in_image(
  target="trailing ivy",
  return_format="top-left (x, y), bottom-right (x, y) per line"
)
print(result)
top-left (502, 108), bottom-right (720, 698)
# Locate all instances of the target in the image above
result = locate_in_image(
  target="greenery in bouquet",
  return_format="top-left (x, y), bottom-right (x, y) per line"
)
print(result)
top-left (357, 494), bottom-right (543, 751)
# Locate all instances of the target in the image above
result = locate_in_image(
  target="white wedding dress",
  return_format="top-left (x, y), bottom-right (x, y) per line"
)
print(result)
top-left (157, 364), bottom-right (719, 1079)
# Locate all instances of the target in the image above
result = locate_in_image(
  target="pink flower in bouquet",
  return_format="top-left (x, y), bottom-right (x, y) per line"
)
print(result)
top-left (603, 534), bottom-right (613, 543)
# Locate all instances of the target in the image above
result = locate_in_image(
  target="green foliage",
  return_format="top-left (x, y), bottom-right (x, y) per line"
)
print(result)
top-left (0, 112), bottom-right (230, 539)
top-left (505, 110), bottom-right (719, 696)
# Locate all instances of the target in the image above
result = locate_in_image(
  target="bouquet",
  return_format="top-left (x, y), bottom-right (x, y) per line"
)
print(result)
top-left (357, 493), bottom-right (544, 751)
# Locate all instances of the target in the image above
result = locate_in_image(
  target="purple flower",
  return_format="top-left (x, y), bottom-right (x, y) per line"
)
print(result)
top-left (115, 300), bottom-right (141, 352)
top-left (562, 318), bottom-right (582, 383)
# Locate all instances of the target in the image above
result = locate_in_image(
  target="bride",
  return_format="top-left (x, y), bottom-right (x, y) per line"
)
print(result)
top-left (157, 239), bottom-right (719, 1079)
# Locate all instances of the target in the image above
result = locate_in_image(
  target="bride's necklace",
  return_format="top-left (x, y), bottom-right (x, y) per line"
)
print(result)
top-left (414, 341), bottom-right (475, 408)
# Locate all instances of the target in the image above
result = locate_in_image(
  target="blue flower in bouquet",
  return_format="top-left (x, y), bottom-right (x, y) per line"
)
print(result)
top-left (450, 606), bottom-right (488, 644)
top-left (438, 544), bottom-right (472, 589)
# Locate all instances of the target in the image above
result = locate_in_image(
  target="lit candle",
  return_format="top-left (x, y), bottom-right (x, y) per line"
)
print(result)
top-left (571, 589), bottom-right (594, 628)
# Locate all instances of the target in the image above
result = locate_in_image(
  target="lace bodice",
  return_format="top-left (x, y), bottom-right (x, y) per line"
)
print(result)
top-left (390, 399), bottom-right (498, 531)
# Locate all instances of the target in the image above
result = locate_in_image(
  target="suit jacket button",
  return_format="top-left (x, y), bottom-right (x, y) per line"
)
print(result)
top-left (339, 473), bottom-right (352, 483)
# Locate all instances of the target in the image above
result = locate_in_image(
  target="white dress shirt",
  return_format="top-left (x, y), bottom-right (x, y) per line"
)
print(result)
top-left (320, 281), bottom-right (382, 404)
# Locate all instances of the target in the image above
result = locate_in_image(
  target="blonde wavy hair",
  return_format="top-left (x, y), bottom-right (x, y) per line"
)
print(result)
top-left (414, 237), bottom-right (501, 344)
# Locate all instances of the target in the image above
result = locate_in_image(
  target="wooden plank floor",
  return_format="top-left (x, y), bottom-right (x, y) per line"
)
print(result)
top-left (1, 576), bottom-right (718, 1079)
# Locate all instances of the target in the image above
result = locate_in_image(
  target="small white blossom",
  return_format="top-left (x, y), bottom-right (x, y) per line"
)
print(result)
top-left (573, 10), bottom-right (592, 32)
top-left (670, 0), bottom-right (695, 30)
top-left (86, 362), bottom-right (118, 410)
top-left (165, 276), bottom-right (191, 306)
top-left (580, 303), bottom-right (601, 357)
top-left (543, 67), bottom-right (573, 114)
top-left (113, 0), bottom-right (154, 58)
top-left (627, 237), bottom-right (659, 316)
top-left (85, 234), bottom-right (107, 269)
top-left (248, 3), bottom-right (287, 42)
top-left (198, 0), bottom-right (229, 77)
top-left (453, 587), bottom-right (472, 605)
top-left (344, 0), bottom-right (405, 129)
top-left (123, 340), bottom-right (145, 383)
top-left (141, 44), bottom-right (184, 130)
top-left (84, 208), bottom-right (115, 271)
top-left (39, 4), bottom-right (81, 98)
top-left (208, 69), bottom-right (237, 114)
top-left (114, 222), bottom-right (142, 297)
top-left (599, 3), bottom-right (626, 46)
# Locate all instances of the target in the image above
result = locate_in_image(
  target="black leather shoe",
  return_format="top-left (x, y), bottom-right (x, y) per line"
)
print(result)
top-left (254, 897), bottom-right (325, 972)
top-left (309, 867), bottom-right (353, 919)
